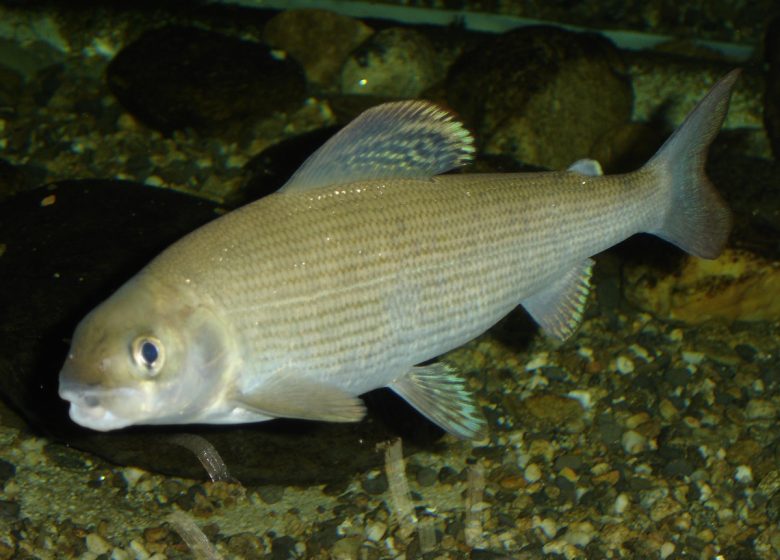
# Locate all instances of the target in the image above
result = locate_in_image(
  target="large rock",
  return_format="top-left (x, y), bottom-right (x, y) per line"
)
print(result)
top-left (446, 26), bottom-right (632, 170)
top-left (341, 27), bottom-right (442, 98)
top-left (263, 9), bottom-right (373, 92)
top-left (624, 249), bottom-right (780, 324)
top-left (0, 180), bottom-right (441, 485)
top-left (107, 26), bottom-right (306, 136)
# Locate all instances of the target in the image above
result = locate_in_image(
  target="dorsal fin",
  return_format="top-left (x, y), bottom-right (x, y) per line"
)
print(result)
top-left (279, 101), bottom-right (475, 193)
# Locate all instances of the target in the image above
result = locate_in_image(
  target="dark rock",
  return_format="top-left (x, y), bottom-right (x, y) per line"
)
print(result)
top-left (765, 16), bottom-right (780, 159)
top-left (554, 453), bottom-right (583, 472)
top-left (662, 458), bottom-right (695, 479)
top-left (664, 367), bottom-right (690, 387)
top-left (446, 26), bottom-right (632, 170)
top-left (0, 500), bottom-right (19, 520)
top-left (0, 460), bottom-right (15, 486)
top-left (106, 26), bottom-right (306, 135)
top-left (734, 343), bottom-right (757, 362)
top-left (415, 466), bottom-right (437, 487)
top-left (361, 471), bottom-right (388, 495)
top-left (240, 126), bottom-right (340, 201)
top-left (255, 485), bottom-right (285, 505)
top-left (0, 180), bottom-right (440, 486)
top-left (0, 159), bottom-right (47, 201)
top-left (270, 535), bottom-right (297, 560)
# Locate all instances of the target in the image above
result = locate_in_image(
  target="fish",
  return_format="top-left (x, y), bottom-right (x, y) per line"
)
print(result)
top-left (59, 70), bottom-right (740, 439)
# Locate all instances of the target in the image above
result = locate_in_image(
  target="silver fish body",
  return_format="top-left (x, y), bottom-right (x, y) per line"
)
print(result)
top-left (59, 70), bottom-right (739, 438)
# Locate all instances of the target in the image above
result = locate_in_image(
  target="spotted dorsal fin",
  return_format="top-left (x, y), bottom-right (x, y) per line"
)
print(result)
top-left (279, 101), bottom-right (475, 193)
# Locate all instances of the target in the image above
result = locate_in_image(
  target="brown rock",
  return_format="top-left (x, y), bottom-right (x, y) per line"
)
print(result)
top-left (447, 26), bottom-right (631, 170)
top-left (264, 9), bottom-right (373, 90)
top-left (624, 249), bottom-right (780, 324)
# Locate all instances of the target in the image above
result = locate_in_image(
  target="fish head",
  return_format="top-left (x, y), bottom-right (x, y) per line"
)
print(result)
top-left (58, 274), bottom-right (234, 431)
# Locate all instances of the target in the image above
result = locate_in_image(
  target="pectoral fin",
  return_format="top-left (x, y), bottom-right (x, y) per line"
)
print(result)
top-left (522, 258), bottom-right (594, 341)
top-left (388, 363), bottom-right (487, 440)
top-left (237, 375), bottom-right (366, 423)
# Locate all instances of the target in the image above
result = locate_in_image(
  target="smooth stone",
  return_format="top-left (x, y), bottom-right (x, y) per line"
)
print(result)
top-left (264, 9), bottom-right (373, 91)
top-left (446, 26), bottom-right (631, 170)
top-left (341, 27), bottom-right (442, 98)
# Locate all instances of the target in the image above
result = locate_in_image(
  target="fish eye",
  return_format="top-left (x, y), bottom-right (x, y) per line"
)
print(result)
top-left (131, 336), bottom-right (165, 376)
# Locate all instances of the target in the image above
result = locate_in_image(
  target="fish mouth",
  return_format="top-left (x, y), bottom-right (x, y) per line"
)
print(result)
top-left (59, 383), bottom-right (135, 431)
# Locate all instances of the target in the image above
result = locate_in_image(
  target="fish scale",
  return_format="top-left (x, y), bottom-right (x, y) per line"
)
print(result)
top-left (59, 70), bottom-right (739, 439)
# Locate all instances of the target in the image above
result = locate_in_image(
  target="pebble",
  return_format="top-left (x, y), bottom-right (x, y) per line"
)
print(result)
top-left (85, 533), bottom-right (111, 555)
top-left (256, 484), bottom-right (285, 504)
top-left (361, 471), bottom-right (388, 495)
top-left (564, 521), bottom-right (595, 546)
top-left (734, 465), bottom-right (753, 484)
top-left (746, 398), bottom-right (778, 420)
top-left (758, 470), bottom-right (780, 496)
top-left (331, 535), bottom-right (362, 559)
top-left (650, 497), bottom-right (683, 522)
top-left (621, 430), bottom-right (648, 454)
top-left (659, 399), bottom-right (679, 420)
top-left (364, 520), bottom-right (387, 542)
top-left (415, 466), bottom-right (437, 487)
top-left (682, 351), bottom-right (705, 365)
top-left (614, 493), bottom-right (630, 514)
top-left (340, 27), bottom-right (440, 97)
top-left (615, 355), bottom-right (635, 374)
top-left (524, 463), bottom-right (542, 483)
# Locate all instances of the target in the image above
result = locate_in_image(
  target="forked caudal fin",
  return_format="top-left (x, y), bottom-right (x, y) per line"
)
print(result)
top-left (644, 69), bottom-right (740, 259)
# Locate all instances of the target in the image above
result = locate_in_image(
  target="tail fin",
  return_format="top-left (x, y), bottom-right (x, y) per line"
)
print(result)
top-left (645, 69), bottom-right (740, 259)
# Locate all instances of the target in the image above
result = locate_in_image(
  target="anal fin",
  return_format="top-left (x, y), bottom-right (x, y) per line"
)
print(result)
top-left (522, 258), bottom-right (594, 341)
top-left (388, 363), bottom-right (487, 440)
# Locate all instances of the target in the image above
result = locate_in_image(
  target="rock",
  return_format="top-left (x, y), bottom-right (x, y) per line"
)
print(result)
top-left (106, 26), bottom-right (306, 135)
top-left (446, 26), bottom-right (632, 170)
top-left (515, 393), bottom-right (585, 433)
top-left (765, 16), bottom-right (780, 159)
top-left (650, 496), bottom-right (682, 522)
top-left (341, 27), bottom-right (442, 98)
top-left (264, 9), bottom-right (373, 91)
top-left (624, 249), bottom-right (780, 324)
top-left (0, 180), bottom-right (441, 486)
top-left (746, 399), bottom-right (778, 420)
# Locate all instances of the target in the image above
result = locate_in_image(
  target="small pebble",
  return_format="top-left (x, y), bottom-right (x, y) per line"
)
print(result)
top-left (365, 521), bottom-right (387, 542)
top-left (524, 463), bottom-right (542, 483)
top-left (660, 541), bottom-right (676, 559)
top-left (256, 484), bottom-right (285, 504)
top-left (650, 497), bottom-right (682, 522)
top-left (564, 521), bottom-right (595, 546)
top-left (614, 493), bottom-right (630, 514)
top-left (621, 430), bottom-right (647, 454)
top-left (86, 533), bottom-right (111, 555)
top-left (616, 355), bottom-right (634, 374)
top-left (735, 465), bottom-right (753, 484)
top-left (415, 467), bottom-right (437, 488)
top-left (746, 399), bottom-right (777, 420)
top-left (682, 351), bottom-right (705, 365)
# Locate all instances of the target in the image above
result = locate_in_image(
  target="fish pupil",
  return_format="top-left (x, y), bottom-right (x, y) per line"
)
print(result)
top-left (141, 341), bottom-right (159, 366)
